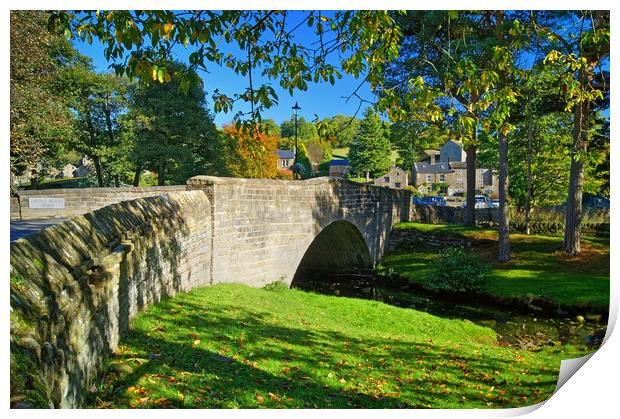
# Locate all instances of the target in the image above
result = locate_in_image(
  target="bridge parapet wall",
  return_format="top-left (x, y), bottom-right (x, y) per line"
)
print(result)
top-left (10, 190), bottom-right (211, 408)
top-left (11, 186), bottom-right (187, 220)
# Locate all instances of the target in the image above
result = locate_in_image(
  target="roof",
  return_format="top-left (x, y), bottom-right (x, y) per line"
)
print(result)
top-left (449, 162), bottom-right (467, 169)
top-left (413, 162), bottom-right (452, 174)
top-left (375, 166), bottom-right (407, 178)
top-left (423, 149), bottom-right (440, 156)
top-left (276, 149), bottom-right (295, 159)
top-left (329, 159), bottom-right (350, 166)
top-left (441, 139), bottom-right (464, 148)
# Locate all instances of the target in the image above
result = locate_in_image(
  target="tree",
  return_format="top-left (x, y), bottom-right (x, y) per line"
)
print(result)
top-left (317, 115), bottom-right (362, 148)
top-left (261, 119), bottom-right (281, 138)
top-left (222, 124), bottom-right (278, 179)
top-left (536, 11), bottom-right (609, 254)
top-left (126, 62), bottom-right (219, 185)
top-left (379, 11), bottom-right (509, 226)
top-left (57, 63), bottom-right (128, 186)
top-left (390, 118), bottom-right (448, 171)
top-left (280, 116), bottom-right (319, 145)
top-left (292, 143), bottom-right (313, 179)
top-left (50, 11), bottom-right (401, 128)
top-left (348, 109), bottom-right (392, 179)
top-left (10, 11), bottom-right (77, 187)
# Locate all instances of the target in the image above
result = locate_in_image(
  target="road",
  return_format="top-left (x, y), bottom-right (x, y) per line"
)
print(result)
top-left (10, 218), bottom-right (68, 242)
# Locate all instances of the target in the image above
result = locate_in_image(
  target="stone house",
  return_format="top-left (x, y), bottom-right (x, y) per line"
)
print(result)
top-left (276, 149), bottom-right (295, 169)
top-left (411, 140), bottom-right (498, 197)
top-left (55, 164), bottom-right (77, 179)
top-left (329, 159), bottom-right (351, 177)
top-left (440, 139), bottom-right (467, 163)
top-left (374, 166), bottom-right (408, 189)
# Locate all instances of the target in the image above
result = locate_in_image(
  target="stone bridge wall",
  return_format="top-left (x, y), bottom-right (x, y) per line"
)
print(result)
top-left (10, 191), bottom-right (211, 408)
top-left (10, 186), bottom-right (187, 220)
top-left (10, 177), bottom-right (412, 408)
top-left (188, 176), bottom-right (411, 286)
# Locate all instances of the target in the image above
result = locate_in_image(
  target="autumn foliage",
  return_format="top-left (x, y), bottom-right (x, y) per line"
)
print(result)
top-left (222, 124), bottom-right (278, 179)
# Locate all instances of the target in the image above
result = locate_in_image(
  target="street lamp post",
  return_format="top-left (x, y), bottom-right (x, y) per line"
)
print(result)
top-left (292, 102), bottom-right (301, 164)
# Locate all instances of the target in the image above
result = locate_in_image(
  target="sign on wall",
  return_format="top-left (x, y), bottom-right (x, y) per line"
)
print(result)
top-left (29, 197), bottom-right (66, 209)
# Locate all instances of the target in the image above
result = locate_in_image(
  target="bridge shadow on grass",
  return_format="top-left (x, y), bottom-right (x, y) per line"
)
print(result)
top-left (89, 297), bottom-right (558, 409)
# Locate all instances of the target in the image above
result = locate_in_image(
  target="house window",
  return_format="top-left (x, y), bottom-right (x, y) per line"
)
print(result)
top-left (395, 182), bottom-right (401, 188)
top-left (456, 178), bottom-right (463, 184)
top-left (439, 174), bottom-right (445, 182)
top-left (426, 186), bottom-right (432, 193)
top-left (426, 174), bottom-right (432, 182)
top-left (282, 159), bottom-right (289, 167)
top-left (384, 176), bottom-right (390, 182)
top-left (457, 169), bottom-right (463, 175)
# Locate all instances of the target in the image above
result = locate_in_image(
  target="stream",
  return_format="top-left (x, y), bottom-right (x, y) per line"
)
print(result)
top-left (292, 273), bottom-right (607, 352)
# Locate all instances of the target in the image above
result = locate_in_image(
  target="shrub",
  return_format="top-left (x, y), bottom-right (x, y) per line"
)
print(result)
top-left (275, 168), bottom-right (294, 180)
top-left (424, 247), bottom-right (486, 293)
top-left (263, 280), bottom-right (290, 291)
top-left (402, 186), bottom-right (423, 197)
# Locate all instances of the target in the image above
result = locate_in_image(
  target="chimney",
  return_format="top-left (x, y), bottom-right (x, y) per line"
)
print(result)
top-left (430, 154), bottom-right (436, 164)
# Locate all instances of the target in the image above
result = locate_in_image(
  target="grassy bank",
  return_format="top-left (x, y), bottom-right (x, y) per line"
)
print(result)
top-left (381, 223), bottom-right (609, 311)
top-left (88, 284), bottom-right (588, 409)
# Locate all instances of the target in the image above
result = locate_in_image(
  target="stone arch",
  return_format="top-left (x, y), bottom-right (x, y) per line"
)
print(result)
top-left (291, 220), bottom-right (372, 287)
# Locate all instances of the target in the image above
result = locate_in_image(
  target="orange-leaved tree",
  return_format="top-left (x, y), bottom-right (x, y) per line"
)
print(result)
top-left (222, 124), bottom-right (278, 179)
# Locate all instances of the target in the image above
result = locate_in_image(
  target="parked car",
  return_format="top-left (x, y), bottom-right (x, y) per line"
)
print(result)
top-left (462, 195), bottom-right (492, 209)
top-left (413, 196), bottom-right (424, 205)
top-left (421, 196), bottom-right (447, 206)
top-left (491, 199), bottom-right (500, 208)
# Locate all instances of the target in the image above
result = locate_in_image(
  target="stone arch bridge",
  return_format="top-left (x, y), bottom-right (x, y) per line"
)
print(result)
top-left (10, 176), bottom-right (412, 408)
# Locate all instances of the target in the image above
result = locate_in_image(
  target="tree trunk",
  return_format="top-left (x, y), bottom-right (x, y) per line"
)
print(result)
top-left (494, 9), bottom-right (510, 262)
top-left (498, 131), bottom-right (510, 262)
top-left (93, 155), bottom-right (105, 187)
top-left (29, 171), bottom-right (39, 190)
top-left (563, 98), bottom-right (589, 255)
top-left (85, 108), bottom-right (105, 187)
top-left (132, 165), bottom-right (142, 187)
top-left (465, 145), bottom-right (477, 226)
top-left (525, 95), bottom-right (534, 235)
top-left (114, 174), bottom-right (120, 187)
top-left (158, 158), bottom-right (166, 186)
top-left (103, 94), bottom-right (115, 145)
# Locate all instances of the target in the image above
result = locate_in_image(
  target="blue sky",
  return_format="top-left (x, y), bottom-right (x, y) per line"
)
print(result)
top-left (72, 11), bottom-right (375, 127)
top-left (72, 10), bottom-right (609, 126)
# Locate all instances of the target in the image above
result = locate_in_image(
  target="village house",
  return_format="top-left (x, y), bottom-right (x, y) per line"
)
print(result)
top-left (328, 159), bottom-right (351, 177)
top-left (276, 149), bottom-right (295, 169)
top-left (373, 166), bottom-right (408, 189)
top-left (55, 164), bottom-right (78, 179)
top-left (411, 140), bottom-right (498, 197)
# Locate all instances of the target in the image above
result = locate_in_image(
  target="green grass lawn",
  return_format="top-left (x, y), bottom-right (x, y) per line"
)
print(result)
top-left (347, 177), bottom-right (372, 184)
top-left (381, 223), bottom-right (610, 311)
top-left (332, 147), bottom-right (349, 159)
top-left (88, 284), bottom-right (588, 409)
top-left (331, 147), bottom-right (400, 163)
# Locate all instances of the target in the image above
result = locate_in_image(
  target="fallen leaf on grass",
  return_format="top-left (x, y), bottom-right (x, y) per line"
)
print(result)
top-left (255, 394), bottom-right (265, 404)
top-left (153, 397), bottom-right (173, 407)
top-left (268, 392), bottom-right (282, 402)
